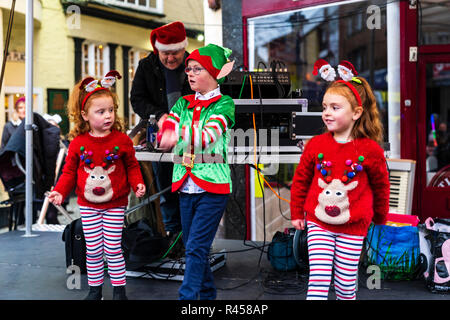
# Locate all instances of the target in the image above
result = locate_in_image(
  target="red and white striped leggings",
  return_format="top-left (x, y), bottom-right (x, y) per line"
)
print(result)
top-left (80, 206), bottom-right (126, 287)
top-left (306, 221), bottom-right (364, 300)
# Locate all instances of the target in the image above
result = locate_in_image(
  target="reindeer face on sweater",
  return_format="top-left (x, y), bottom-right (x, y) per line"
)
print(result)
top-left (83, 165), bottom-right (115, 203)
top-left (314, 178), bottom-right (358, 225)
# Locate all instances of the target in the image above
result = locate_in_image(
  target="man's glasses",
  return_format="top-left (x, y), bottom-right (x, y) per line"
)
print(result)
top-left (185, 67), bottom-right (205, 75)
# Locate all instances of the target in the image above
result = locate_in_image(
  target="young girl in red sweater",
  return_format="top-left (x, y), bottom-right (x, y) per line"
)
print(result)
top-left (48, 72), bottom-right (145, 300)
top-left (290, 69), bottom-right (390, 300)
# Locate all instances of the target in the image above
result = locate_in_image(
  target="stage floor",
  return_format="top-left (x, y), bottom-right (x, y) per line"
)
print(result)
top-left (0, 227), bottom-right (448, 301)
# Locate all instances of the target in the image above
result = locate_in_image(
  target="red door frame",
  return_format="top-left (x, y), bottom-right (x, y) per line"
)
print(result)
top-left (401, 2), bottom-right (450, 219)
top-left (399, 1), bottom-right (420, 216)
top-left (417, 53), bottom-right (450, 219)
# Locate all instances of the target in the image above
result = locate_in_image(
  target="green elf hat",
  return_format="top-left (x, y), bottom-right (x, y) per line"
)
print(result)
top-left (185, 44), bottom-right (235, 84)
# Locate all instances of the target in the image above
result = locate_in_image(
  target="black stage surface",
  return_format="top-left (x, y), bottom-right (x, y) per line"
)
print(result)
top-left (0, 229), bottom-right (448, 302)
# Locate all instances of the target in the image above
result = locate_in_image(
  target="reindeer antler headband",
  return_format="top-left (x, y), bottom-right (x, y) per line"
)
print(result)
top-left (79, 70), bottom-right (122, 110)
top-left (313, 59), bottom-right (362, 108)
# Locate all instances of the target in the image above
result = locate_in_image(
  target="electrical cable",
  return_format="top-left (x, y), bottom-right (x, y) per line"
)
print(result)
top-left (277, 168), bottom-right (291, 221)
top-left (159, 230), bottom-right (183, 260)
top-left (247, 163), bottom-right (291, 204)
top-left (261, 268), bottom-right (308, 295)
top-left (125, 152), bottom-right (166, 217)
top-left (238, 74), bottom-right (247, 99)
top-left (0, 0), bottom-right (16, 94)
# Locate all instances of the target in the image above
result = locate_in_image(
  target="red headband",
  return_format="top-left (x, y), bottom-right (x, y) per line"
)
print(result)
top-left (81, 87), bottom-right (108, 111)
top-left (79, 71), bottom-right (122, 110)
top-left (335, 80), bottom-right (362, 108)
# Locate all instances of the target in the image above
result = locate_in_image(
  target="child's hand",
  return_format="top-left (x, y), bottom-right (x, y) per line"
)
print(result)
top-left (135, 183), bottom-right (146, 198)
top-left (48, 191), bottom-right (63, 206)
top-left (159, 130), bottom-right (178, 151)
top-left (291, 219), bottom-right (305, 230)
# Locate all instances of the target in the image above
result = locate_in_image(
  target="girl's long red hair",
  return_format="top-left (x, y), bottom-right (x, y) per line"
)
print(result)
top-left (325, 77), bottom-right (384, 145)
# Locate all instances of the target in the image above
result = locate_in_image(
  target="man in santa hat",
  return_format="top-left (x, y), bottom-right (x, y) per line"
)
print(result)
top-left (131, 21), bottom-right (194, 245)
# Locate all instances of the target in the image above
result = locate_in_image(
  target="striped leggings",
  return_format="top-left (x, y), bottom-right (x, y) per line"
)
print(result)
top-left (80, 206), bottom-right (126, 287)
top-left (306, 221), bottom-right (364, 300)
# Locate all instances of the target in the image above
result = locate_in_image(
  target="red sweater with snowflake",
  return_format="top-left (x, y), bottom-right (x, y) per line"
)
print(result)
top-left (290, 132), bottom-right (390, 236)
top-left (53, 130), bottom-right (144, 209)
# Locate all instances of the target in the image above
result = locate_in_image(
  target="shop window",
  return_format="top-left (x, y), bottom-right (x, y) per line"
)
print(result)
top-left (347, 9), bottom-right (364, 36)
top-left (82, 42), bottom-right (110, 78)
top-left (425, 64), bottom-right (450, 187)
top-left (348, 47), bottom-right (367, 72)
top-left (4, 93), bottom-right (39, 124)
top-left (248, 0), bottom-right (389, 141)
top-left (419, 1), bottom-right (450, 45)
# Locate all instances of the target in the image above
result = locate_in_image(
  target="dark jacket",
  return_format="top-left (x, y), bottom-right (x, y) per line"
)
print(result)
top-left (130, 52), bottom-right (193, 121)
top-left (0, 113), bottom-right (61, 198)
top-left (1, 120), bottom-right (21, 149)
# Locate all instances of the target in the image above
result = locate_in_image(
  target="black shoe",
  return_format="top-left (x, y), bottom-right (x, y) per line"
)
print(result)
top-left (113, 286), bottom-right (128, 300)
top-left (84, 285), bottom-right (103, 300)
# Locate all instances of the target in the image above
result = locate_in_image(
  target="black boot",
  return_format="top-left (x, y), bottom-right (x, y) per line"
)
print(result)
top-left (113, 286), bottom-right (128, 300)
top-left (84, 285), bottom-right (103, 300)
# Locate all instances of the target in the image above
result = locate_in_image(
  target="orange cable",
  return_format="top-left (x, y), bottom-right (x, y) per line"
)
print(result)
top-left (249, 75), bottom-right (290, 204)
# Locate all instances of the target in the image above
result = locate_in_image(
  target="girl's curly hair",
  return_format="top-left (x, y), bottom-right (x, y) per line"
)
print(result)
top-left (67, 79), bottom-right (124, 140)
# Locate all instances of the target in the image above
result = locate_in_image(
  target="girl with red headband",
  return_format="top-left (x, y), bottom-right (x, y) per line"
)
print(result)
top-left (48, 71), bottom-right (145, 300)
top-left (290, 61), bottom-right (390, 300)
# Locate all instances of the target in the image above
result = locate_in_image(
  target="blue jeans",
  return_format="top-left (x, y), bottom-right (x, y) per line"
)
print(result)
top-left (152, 161), bottom-right (181, 234)
top-left (178, 192), bottom-right (229, 300)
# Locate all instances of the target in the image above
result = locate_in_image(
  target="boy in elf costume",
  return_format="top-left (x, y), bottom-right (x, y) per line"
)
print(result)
top-left (158, 44), bottom-right (235, 300)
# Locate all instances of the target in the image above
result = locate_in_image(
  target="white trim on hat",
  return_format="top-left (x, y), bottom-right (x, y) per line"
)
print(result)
top-left (318, 64), bottom-right (332, 74)
top-left (43, 113), bottom-right (62, 124)
top-left (154, 38), bottom-right (188, 52)
top-left (337, 65), bottom-right (354, 81)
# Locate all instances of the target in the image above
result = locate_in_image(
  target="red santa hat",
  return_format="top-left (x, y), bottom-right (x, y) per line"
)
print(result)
top-left (312, 59), bottom-right (336, 81)
top-left (150, 21), bottom-right (188, 55)
top-left (312, 59), bottom-right (331, 76)
top-left (337, 60), bottom-right (358, 81)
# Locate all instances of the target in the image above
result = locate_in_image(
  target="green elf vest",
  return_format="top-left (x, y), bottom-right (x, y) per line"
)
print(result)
top-left (165, 93), bottom-right (235, 194)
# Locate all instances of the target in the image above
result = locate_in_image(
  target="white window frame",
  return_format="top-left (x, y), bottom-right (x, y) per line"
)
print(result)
top-left (101, 0), bottom-right (164, 15)
top-left (128, 49), bottom-right (148, 127)
top-left (81, 42), bottom-right (110, 78)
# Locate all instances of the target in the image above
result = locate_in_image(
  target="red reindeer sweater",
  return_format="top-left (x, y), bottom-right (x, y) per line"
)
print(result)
top-left (53, 130), bottom-right (144, 209)
top-left (290, 132), bottom-right (390, 236)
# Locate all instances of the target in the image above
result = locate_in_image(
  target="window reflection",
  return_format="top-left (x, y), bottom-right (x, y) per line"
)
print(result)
top-left (426, 64), bottom-right (450, 188)
top-left (248, 0), bottom-right (389, 140)
top-left (420, 1), bottom-right (450, 45)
